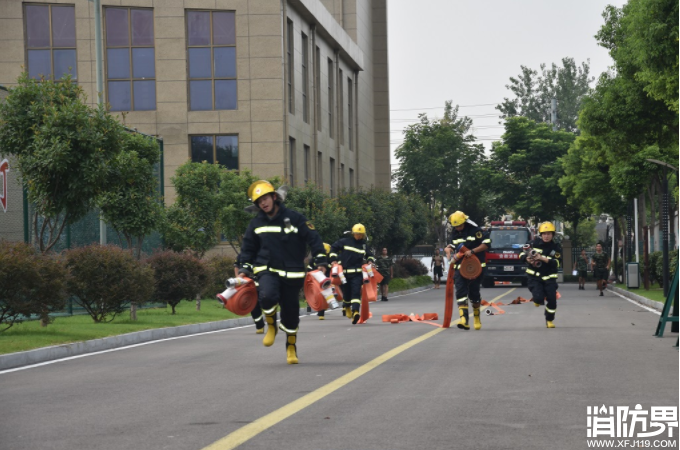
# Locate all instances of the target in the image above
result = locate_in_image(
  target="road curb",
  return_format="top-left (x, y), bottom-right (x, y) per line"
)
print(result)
top-left (1, 285), bottom-right (434, 371)
top-left (607, 285), bottom-right (664, 312)
top-left (0, 308), bottom-right (314, 371)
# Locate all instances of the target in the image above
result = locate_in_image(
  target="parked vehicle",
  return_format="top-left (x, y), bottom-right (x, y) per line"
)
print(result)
top-left (482, 221), bottom-right (534, 288)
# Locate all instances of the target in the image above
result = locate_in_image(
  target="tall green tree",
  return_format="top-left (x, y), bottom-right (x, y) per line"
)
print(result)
top-left (496, 58), bottom-right (593, 133)
top-left (393, 101), bottom-right (492, 238)
top-left (163, 161), bottom-right (223, 258)
top-left (97, 132), bottom-right (163, 259)
top-left (486, 116), bottom-right (576, 224)
top-left (0, 74), bottom-right (126, 252)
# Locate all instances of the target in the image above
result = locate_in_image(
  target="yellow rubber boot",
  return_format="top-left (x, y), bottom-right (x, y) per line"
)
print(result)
top-left (286, 335), bottom-right (298, 364)
top-left (473, 307), bottom-right (482, 330)
top-left (457, 306), bottom-right (470, 330)
top-left (345, 306), bottom-right (352, 319)
top-left (263, 311), bottom-right (278, 347)
top-left (546, 321), bottom-right (555, 329)
top-left (352, 310), bottom-right (361, 325)
top-left (256, 328), bottom-right (264, 334)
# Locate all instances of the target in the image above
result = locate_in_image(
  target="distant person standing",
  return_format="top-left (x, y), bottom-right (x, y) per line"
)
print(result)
top-left (573, 249), bottom-right (589, 290)
top-left (431, 248), bottom-right (445, 289)
top-left (591, 242), bottom-right (610, 297)
top-left (375, 248), bottom-right (394, 301)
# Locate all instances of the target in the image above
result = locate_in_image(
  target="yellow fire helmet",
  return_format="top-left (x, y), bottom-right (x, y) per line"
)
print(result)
top-left (449, 211), bottom-right (468, 227)
top-left (247, 180), bottom-right (275, 203)
top-left (352, 223), bottom-right (366, 235)
top-left (538, 222), bottom-right (556, 234)
top-left (323, 243), bottom-right (331, 254)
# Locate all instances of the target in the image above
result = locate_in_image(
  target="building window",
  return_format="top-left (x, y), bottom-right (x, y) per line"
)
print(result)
top-left (340, 163), bottom-right (345, 190)
top-left (187, 10), bottom-right (237, 111)
top-left (301, 32), bottom-right (309, 123)
top-left (327, 58), bottom-right (333, 138)
top-left (24, 4), bottom-right (77, 81)
top-left (338, 69), bottom-right (344, 145)
top-left (286, 19), bottom-right (294, 114)
top-left (104, 7), bottom-right (155, 111)
top-left (303, 145), bottom-right (310, 184)
top-left (317, 151), bottom-right (323, 184)
top-left (349, 168), bottom-right (355, 189)
top-left (190, 135), bottom-right (239, 170)
top-left (288, 137), bottom-right (296, 186)
top-left (348, 77), bottom-right (353, 151)
top-left (315, 46), bottom-right (321, 131)
top-left (329, 157), bottom-right (335, 198)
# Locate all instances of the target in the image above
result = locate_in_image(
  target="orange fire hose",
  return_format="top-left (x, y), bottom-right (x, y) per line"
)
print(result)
top-left (303, 272), bottom-right (329, 311)
top-left (222, 278), bottom-right (258, 316)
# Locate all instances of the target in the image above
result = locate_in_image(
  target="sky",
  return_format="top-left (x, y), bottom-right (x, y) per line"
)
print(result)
top-left (387, 0), bottom-right (629, 167)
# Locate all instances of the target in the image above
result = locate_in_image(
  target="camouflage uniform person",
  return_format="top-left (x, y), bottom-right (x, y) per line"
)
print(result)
top-left (375, 248), bottom-right (394, 301)
top-left (591, 243), bottom-right (610, 297)
top-left (573, 249), bottom-right (589, 290)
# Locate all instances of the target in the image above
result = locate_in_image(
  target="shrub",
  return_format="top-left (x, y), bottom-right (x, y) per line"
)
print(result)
top-left (203, 255), bottom-right (236, 299)
top-left (0, 241), bottom-right (68, 331)
top-left (395, 257), bottom-right (428, 278)
top-left (147, 250), bottom-right (207, 314)
top-left (65, 245), bottom-right (153, 323)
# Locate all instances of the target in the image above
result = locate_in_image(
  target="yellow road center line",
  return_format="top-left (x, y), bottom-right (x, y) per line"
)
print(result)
top-left (202, 288), bottom-right (517, 450)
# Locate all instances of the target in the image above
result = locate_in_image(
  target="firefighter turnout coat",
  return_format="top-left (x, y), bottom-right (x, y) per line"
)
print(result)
top-left (239, 204), bottom-right (327, 279)
top-left (519, 237), bottom-right (562, 282)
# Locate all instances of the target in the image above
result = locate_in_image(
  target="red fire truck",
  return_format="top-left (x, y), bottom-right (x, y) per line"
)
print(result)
top-left (482, 220), bottom-right (534, 288)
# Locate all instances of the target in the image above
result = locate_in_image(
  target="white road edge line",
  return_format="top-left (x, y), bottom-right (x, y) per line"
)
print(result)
top-left (608, 289), bottom-right (661, 315)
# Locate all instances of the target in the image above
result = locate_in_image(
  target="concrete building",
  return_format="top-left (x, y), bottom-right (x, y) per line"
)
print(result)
top-left (0, 0), bottom-right (390, 211)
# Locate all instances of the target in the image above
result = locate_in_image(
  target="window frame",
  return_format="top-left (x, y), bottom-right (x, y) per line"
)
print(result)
top-left (103, 6), bottom-right (156, 111)
top-left (303, 144), bottom-right (310, 184)
top-left (23, 3), bottom-right (78, 82)
top-left (301, 32), bottom-right (309, 123)
top-left (329, 157), bottom-right (335, 197)
top-left (288, 136), bottom-right (296, 186)
top-left (338, 68), bottom-right (344, 145)
top-left (327, 58), bottom-right (333, 138)
top-left (348, 77), bottom-right (353, 151)
top-left (286, 19), bottom-right (294, 115)
top-left (315, 46), bottom-right (321, 131)
top-left (189, 134), bottom-right (240, 170)
top-left (186, 9), bottom-right (238, 111)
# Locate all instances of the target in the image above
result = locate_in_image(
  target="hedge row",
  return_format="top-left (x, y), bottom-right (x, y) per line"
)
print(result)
top-left (0, 241), bottom-right (236, 331)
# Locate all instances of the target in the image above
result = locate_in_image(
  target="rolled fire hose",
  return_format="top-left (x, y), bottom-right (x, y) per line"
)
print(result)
top-left (216, 277), bottom-right (258, 316)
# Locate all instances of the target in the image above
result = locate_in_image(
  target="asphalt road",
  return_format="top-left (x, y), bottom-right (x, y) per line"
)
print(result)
top-left (1, 284), bottom-right (677, 450)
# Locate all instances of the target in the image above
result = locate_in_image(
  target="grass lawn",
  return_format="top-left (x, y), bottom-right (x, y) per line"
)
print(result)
top-left (0, 277), bottom-right (432, 356)
top-left (614, 285), bottom-right (668, 303)
top-left (0, 299), bottom-right (240, 355)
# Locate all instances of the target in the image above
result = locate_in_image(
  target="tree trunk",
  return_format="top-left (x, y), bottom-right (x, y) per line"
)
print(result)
top-left (130, 302), bottom-right (137, 321)
top-left (196, 293), bottom-right (201, 311)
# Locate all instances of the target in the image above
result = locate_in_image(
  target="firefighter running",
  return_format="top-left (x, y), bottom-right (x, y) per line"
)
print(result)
top-left (307, 243), bottom-right (333, 319)
top-left (520, 222), bottom-right (562, 328)
top-left (329, 224), bottom-right (376, 324)
top-left (238, 180), bottom-right (327, 364)
top-left (447, 211), bottom-right (492, 331)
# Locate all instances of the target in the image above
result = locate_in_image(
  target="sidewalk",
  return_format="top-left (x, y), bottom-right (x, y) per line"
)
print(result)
top-left (0, 285), bottom-right (432, 371)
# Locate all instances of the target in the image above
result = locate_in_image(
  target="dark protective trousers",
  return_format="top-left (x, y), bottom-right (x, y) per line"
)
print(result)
top-left (454, 269), bottom-right (482, 305)
top-left (341, 273), bottom-right (363, 313)
top-left (528, 277), bottom-right (558, 321)
top-left (251, 302), bottom-right (264, 329)
top-left (257, 272), bottom-right (304, 332)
